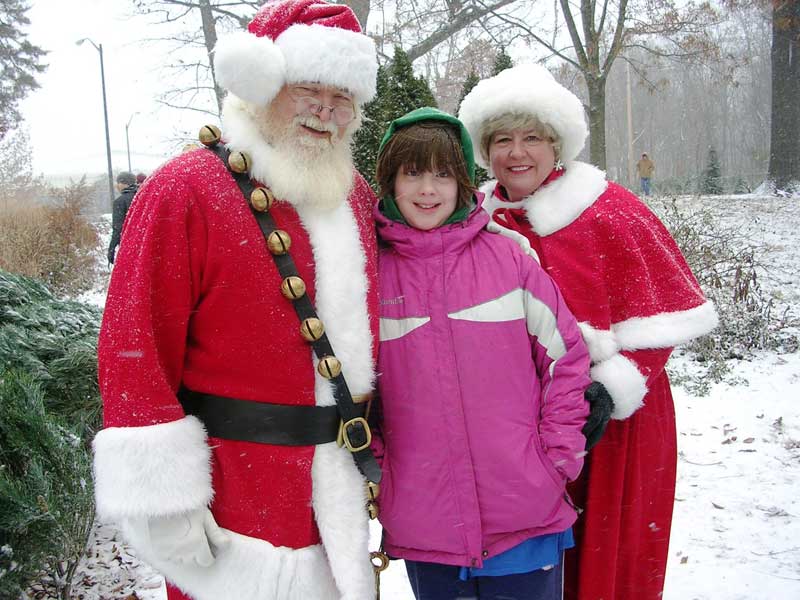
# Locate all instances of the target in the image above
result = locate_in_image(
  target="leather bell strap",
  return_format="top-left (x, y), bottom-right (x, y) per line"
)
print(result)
top-left (205, 144), bottom-right (381, 485)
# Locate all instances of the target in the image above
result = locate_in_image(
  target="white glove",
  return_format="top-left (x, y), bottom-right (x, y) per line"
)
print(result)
top-left (147, 508), bottom-right (230, 567)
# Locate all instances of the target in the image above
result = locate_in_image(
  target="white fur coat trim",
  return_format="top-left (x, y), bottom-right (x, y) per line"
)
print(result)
top-left (299, 194), bottom-right (375, 599)
top-left (613, 301), bottom-right (719, 351)
top-left (123, 525), bottom-right (341, 600)
top-left (277, 24), bottom-right (377, 103)
top-left (481, 163), bottom-right (608, 237)
top-left (591, 353), bottom-right (648, 420)
top-left (92, 416), bottom-right (212, 520)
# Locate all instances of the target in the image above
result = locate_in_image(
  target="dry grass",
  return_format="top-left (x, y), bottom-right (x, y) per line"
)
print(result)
top-left (0, 180), bottom-right (100, 296)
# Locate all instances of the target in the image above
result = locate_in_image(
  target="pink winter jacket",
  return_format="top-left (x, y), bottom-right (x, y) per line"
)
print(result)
top-left (374, 198), bottom-right (591, 568)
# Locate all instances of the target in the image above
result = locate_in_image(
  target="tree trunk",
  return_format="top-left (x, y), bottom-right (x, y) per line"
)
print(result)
top-left (342, 0), bottom-right (371, 30)
top-left (586, 76), bottom-right (607, 170)
top-left (199, 0), bottom-right (223, 115)
top-left (768, 0), bottom-right (800, 190)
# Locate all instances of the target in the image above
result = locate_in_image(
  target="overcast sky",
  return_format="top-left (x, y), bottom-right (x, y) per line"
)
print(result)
top-left (20, 0), bottom-right (212, 181)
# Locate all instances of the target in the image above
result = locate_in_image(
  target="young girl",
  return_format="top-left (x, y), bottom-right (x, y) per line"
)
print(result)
top-left (372, 106), bottom-right (592, 600)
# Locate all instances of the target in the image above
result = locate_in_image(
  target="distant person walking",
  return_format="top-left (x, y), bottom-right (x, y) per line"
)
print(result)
top-left (136, 172), bottom-right (147, 185)
top-left (637, 152), bottom-right (655, 196)
top-left (107, 171), bottom-right (137, 264)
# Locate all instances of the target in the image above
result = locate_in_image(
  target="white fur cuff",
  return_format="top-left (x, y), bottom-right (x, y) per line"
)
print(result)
top-left (93, 416), bottom-right (213, 520)
top-left (591, 354), bottom-right (648, 420)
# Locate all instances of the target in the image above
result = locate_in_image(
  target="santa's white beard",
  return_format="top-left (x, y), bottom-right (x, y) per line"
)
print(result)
top-left (244, 101), bottom-right (357, 212)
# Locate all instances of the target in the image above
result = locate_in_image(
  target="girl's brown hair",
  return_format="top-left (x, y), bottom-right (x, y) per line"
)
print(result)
top-left (375, 122), bottom-right (474, 208)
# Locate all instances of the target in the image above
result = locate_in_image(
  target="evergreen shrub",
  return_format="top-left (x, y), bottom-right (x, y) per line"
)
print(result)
top-left (0, 372), bottom-right (95, 600)
top-left (0, 270), bottom-right (101, 598)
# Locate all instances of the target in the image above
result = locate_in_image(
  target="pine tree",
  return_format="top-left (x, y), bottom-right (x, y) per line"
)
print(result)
top-left (353, 47), bottom-right (438, 191)
top-left (455, 69), bottom-right (489, 185)
top-left (353, 65), bottom-right (390, 190)
top-left (0, 0), bottom-right (48, 140)
top-left (492, 47), bottom-right (513, 75)
top-left (456, 68), bottom-right (480, 114)
top-left (700, 147), bottom-right (723, 195)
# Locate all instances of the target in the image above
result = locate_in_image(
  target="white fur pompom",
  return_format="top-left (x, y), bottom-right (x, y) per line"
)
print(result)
top-left (214, 31), bottom-right (286, 106)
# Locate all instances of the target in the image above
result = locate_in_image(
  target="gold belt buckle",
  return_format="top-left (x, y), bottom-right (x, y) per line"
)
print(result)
top-left (337, 417), bottom-right (372, 452)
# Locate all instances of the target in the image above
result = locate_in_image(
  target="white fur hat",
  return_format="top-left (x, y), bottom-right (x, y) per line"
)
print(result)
top-left (214, 0), bottom-right (377, 106)
top-left (458, 64), bottom-right (588, 166)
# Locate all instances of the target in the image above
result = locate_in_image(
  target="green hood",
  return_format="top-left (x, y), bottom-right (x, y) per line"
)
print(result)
top-left (378, 107), bottom-right (476, 226)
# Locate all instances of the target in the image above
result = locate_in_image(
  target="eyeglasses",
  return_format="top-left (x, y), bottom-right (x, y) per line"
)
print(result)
top-left (290, 86), bottom-right (356, 127)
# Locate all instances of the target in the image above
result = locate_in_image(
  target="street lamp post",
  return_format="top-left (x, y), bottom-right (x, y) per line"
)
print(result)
top-left (77, 38), bottom-right (115, 211)
top-left (125, 113), bottom-right (139, 172)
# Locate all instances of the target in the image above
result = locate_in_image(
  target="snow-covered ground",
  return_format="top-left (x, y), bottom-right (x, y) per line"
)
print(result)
top-left (75, 194), bottom-right (800, 599)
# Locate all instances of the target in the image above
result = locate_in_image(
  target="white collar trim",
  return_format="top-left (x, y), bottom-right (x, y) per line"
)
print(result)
top-left (482, 162), bottom-right (608, 236)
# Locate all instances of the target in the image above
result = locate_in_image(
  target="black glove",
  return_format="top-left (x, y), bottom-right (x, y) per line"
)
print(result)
top-left (582, 381), bottom-right (614, 450)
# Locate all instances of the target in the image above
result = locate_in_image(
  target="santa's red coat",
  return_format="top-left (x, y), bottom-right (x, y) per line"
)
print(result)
top-left (93, 136), bottom-right (379, 600)
top-left (483, 162), bottom-right (717, 600)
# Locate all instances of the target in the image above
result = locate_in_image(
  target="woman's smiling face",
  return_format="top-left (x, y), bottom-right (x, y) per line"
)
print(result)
top-left (489, 128), bottom-right (556, 202)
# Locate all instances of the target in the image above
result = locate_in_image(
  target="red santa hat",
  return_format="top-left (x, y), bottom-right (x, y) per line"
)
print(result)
top-left (214, 0), bottom-right (377, 106)
top-left (458, 64), bottom-right (588, 166)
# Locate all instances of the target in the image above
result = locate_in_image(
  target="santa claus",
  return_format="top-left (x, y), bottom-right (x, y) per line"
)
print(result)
top-left (92, 1), bottom-right (380, 599)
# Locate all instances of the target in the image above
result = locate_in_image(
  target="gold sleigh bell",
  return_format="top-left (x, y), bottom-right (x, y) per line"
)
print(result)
top-left (367, 481), bottom-right (380, 519)
top-left (228, 150), bottom-right (251, 174)
top-left (251, 187), bottom-right (275, 212)
top-left (281, 276), bottom-right (306, 300)
top-left (300, 317), bottom-right (325, 342)
top-left (317, 355), bottom-right (342, 379)
top-left (267, 230), bottom-right (291, 255)
top-left (198, 124), bottom-right (221, 147)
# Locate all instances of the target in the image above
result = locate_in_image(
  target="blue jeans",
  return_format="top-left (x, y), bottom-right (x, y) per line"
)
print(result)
top-left (640, 177), bottom-right (651, 196)
top-left (405, 559), bottom-right (563, 600)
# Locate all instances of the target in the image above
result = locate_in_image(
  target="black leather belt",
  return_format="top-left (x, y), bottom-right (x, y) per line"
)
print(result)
top-left (178, 388), bottom-right (362, 446)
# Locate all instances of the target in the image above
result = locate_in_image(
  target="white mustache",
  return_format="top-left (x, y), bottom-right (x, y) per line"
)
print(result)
top-left (295, 114), bottom-right (338, 134)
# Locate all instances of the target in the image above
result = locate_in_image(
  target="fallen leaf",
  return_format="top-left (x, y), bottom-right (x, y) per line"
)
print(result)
top-left (743, 437), bottom-right (755, 443)
top-left (680, 556), bottom-right (689, 564)
top-left (712, 502), bottom-right (725, 510)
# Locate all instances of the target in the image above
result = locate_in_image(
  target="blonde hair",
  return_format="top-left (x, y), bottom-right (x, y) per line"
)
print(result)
top-left (479, 112), bottom-right (562, 164)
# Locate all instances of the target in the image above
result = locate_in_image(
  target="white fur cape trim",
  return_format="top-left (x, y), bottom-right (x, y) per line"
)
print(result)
top-left (122, 525), bottom-right (341, 600)
top-left (299, 196), bottom-right (375, 599)
top-left (213, 31), bottom-right (286, 106)
top-left (591, 354), bottom-right (648, 420)
top-left (458, 64), bottom-right (588, 166)
top-left (481, 163), bottom-right (607, 236)
top-left (93, 416), bottom-right (212, 520)
top-left (277, 24), bottom-right (377, 103)
top-left (613, 301), bottom-right (719, 351)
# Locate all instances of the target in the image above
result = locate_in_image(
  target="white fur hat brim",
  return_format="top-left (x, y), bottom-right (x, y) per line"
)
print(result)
top-left (213, 24), bottom-right (376, 106)
top-left (458, 64), bottom-right (588, 166)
